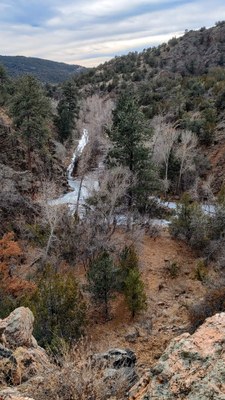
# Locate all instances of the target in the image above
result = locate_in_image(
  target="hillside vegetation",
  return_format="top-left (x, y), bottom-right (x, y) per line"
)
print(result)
top-left (1, 22), bottom-right (225, 400)
top-left (75, 21), bottom-right (225, 192)
top-left (0, 55), bottom-right (86, 84)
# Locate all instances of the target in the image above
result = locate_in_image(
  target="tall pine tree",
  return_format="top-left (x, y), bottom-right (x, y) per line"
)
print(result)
top-left (87, 252), bottom-right (118, 319)
top-left (107, 90), bottom-right (158, 211)
top-left (55, 80), bottom-right (79, 143)
top-left (10, 75), bottom-right (51, 168)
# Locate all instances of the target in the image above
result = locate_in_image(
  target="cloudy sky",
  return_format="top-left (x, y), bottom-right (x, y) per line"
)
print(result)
top-left (1, 0), bottom-right (225, 67)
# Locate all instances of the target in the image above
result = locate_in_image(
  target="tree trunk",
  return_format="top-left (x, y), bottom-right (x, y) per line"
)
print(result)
top-left (75, 176), bottom-right (84, 216)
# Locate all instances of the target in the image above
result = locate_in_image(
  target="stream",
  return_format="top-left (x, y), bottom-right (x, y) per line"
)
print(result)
top-left (51, 129), bottom-right (99, 213)
top-left (51, 129), bottom-right (216, 226)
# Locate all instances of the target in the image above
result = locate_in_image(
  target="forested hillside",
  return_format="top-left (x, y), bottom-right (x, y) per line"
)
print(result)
top-left (75, 21), bottom-right (225, 192)
top-left (1, 22), bottom-right (225, 400)
top-left (0, 55), bottom-right (86, 83)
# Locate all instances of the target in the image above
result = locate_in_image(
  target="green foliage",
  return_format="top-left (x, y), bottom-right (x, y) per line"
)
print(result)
top-left (10, 75), bottom-right (51, 156)
top-left (118, 245), bottom-right (147, 318)
top-left (194, 259), bottom-right (208, 282)
top-left (168, 37), bottom-right (178, 47)
top-left (0, 64), bottom-right (10, 106)
top-left (119, 245), bottom-right (139, 271)
top-left (170, 193), bottom-right (194, 240)
top-left (210, 204), bottom-right (225, 240)
top-left (87, 252), bottom-right (118, 319)
top-left (25, 266), bottom-right (86, 349)
top-left (217, 184), bottom-right (225, 205)
top-left (107, 90), bottom-right (158, 210)
top-left (118, 245), bottom-right (139, 289)
top-left (170, 193), bottom-right (210, 251)
top-left (0, 285), bottom-right (18, 319)
top-left (26, 223), bottom-right (49, 247)
top-left (0, 55), bottom-right (83, 84)
top-left (55, 80), bottom-right (79, 142)
top-left (124, 268), bottom-right (147, 318)
top-left (165, 260), bottom-right (180, 278)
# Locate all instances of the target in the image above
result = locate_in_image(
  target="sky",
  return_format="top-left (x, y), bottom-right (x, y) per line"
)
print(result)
top-left (1, 0), bottom-right (225, 68)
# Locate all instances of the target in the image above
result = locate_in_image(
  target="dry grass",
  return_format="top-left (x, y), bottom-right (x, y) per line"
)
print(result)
top-left (21, 339), bottom-right (132, 400)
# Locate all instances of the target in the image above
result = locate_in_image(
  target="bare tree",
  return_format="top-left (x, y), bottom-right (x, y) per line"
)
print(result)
top-left (201, 174), bottom-right (216, 204)
top-left (77, 94), bottom-right (114, 147)
top-left (73, 94), bottom-right (114, 215)
top-left (175, 130), bottom-right (198, 191)
top-left (37, 181), bottom-right (64, 262)
top-left (152, 117), bottom-right (178, 193)
top-left (78, 166), bottom-right (131, 266)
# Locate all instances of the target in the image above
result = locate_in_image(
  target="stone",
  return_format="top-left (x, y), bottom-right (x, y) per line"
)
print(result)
top-left (0, 308), bottom-right (34, 349)
top-left (95, 348), bottom-right (136, 369)
top-left (129, 313), bottom-right (225, 399)
top-left (0, 388), bottom-right (34, 400)
top-left (13, 346), bottom-right (52, 384)
top-left (0, 308), bottom-right (52, 386)
top-left (125, 328), bottom-right (140, 343)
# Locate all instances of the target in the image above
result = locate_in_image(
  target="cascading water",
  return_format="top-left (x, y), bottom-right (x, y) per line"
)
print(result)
top-left (51, 128), bottom-right (216, 224)
top-left (67, 128), bottom-right (89, 180)
top-left (50, 128), bottom-right (98, 213)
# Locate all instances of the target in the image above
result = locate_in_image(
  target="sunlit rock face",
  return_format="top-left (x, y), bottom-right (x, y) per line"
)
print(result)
top-left (129, 313), bottom-right (225, 400)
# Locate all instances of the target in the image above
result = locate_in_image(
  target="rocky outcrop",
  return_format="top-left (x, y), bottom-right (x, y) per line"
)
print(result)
top-left (0, 388), bottom-right (34, 400)
top-left (0, 308), bottom-right (52, 386)
top-left (0, 308), bottom-right (35, 349)
top-left (0, 163), bottom-right (38, 234)
top-left (94, 348), bottom-right (138, 387)
top-left (129, 313), bottom-right (225, 399)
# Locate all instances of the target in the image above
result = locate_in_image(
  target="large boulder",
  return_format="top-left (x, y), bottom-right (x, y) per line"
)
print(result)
top-left (0, 308), bottom-right (52, 386)
top-left (129, 313), bottom-right (225, 399)
top-left (0, 308), bottom-right (35, 349)
top-left (94, 348), bottom-right (138, 390)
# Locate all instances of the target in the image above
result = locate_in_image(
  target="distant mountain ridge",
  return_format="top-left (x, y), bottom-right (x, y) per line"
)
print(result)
top-left (0, 55), bottom-right (86, 84)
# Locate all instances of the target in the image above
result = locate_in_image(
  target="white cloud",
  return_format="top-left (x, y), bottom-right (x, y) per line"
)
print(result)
top-left (0, 0), bottom-right (225, 66)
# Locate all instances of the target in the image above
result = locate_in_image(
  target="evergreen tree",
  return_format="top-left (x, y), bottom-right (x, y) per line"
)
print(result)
top-left (124, 268), bottom-right (147, 318)
top-left (26, 266), bottom-right (86, 349)
top-left (107, 90), bottom-right (157, 210)
top-left (10, 75), bottom-right (51, 168)
top-left (0, 64), bottom-right (9, 106)
top-left (118, 245), bottom-right (147, 318)
top-left (55, 80), bottom-right (79, 142)
top-left (87, 252), bottom-right (118, 319)
top-left (118, 245), bottom-right (139, 289)
top-left (119, 245), bottom-right (139, 271)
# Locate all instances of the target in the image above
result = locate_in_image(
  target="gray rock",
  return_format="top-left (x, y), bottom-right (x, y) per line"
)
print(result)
top-left (0, 307), bottom-right (34, 349)
top-left (95, 348), bottom-right (136, 369)
top-left (129, 313), bottom-right (225, 399)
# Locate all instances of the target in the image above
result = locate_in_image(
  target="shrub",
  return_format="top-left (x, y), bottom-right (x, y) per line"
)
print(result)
top-left (25, 265), bottom-right (86, 349)
top-left (170, 194), bottom-right (210, 251)
top-left (124, 268), bottom-right (147, 318)
top-left (164, 260), bottom-right (180, 278)
top-left (188, 287), bottom-right (225, 332)
top-left (168, 37), bottom-right (178, 47)
top-left (194, 259), bottom-right (208, 281)
top-left (87, 252), bottom-right (119, 319)
top-left (26, 339), bottom-right (133, 400)
top-left (118, 245), bottom-right (147, 318)
top-left (170, 193), bottom-right (194, 240)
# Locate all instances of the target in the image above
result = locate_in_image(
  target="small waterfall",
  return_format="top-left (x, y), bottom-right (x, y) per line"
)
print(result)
top-left (67, 128), bottom-right (89, 180)
top-left (50, 129), bottom-right (89, 209)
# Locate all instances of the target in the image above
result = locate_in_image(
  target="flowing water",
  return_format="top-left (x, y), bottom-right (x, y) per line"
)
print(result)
top-left (51, 129), bottom-right (99, 213)
top-left (51, 129), bottom-right (215, 225)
